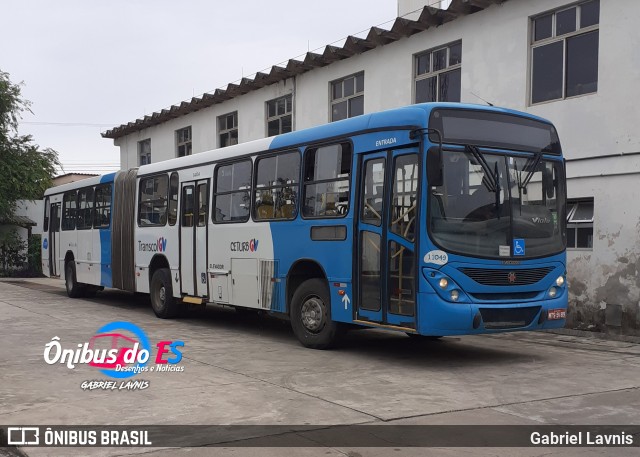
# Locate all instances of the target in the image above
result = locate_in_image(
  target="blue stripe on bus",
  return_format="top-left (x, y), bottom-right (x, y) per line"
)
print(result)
top-left (100, 172), bottom-right (116, 183)
top-left (100, 229), bottom-right (112, 287)
top-left (99, 173), bottom-right (115, 287)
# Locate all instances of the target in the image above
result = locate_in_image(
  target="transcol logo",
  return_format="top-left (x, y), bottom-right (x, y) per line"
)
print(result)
top-left (137, 237), bottom-right (167, 252)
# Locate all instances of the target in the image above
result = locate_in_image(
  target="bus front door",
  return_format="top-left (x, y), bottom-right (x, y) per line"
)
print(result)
top-left (356, 149), bottom-right (420, 329)
top-left (180, 179), bottom-right (209, 298)
top-left (49, 202), bottom-right (61, 277)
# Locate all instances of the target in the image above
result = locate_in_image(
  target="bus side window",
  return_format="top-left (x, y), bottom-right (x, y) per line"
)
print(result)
top-left (168, 173), bottom-right (179, 226)
top-left (77, 187), bottom-right (94, 230)
top-left (302, 143), bottom-right (352, 218)
top-left (138, 175), bottom-right (169, 226)
top-left (93, 184), bottom-right (112, 228)
top-left (62, 191), bottom-right (77, 231)
top-left (213, 160), bottom-right (251, 223)
top-left (254, 151), bottom-right (300, 221)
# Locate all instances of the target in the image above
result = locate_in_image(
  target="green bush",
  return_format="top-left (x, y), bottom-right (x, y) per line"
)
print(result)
top-left (27, 233), bottom-right (42, 276)
top-left (0, 228), bottom-right (26, 275)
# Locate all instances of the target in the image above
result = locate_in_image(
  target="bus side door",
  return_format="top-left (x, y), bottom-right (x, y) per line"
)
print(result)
top-left (180, 179), bottom-right (209, 297)
top-left (48, 202), bottom-right (61, 277)
top-left (356, 148), bottom-right (420, 329)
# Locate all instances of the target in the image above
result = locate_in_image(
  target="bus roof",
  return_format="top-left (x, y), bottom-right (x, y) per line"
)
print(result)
top-left (44, 173), bottom-right (116, 197)
top-left (49, 102), bottom-right (556, 187)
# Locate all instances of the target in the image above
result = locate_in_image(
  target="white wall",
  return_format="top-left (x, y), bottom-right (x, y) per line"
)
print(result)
top-left (116, 79), bottom-right (295, 167)
top-left (0, 200), bottom-right (44, 269)
top-left (16, 200), bottom-right (44, 236)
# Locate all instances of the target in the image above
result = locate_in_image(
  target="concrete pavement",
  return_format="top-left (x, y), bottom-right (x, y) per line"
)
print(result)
top-left (0, 278), bottom-right (638, 457)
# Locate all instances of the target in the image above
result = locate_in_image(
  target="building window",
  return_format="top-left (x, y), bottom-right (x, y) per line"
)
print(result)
top-left (176, 127), bottom-right (192, 157)
top-left (567, 198), bottom-right (594, 249)
top-left (138, 139), bottom-right (151, 165)
top-left (531, 0), bottom-right (599, 104)
top-left (254, 151), bottom-right (300, 221)
top-left (219, 112), bottom-right (238, 148)
top-left (331, 73), bottom-right (364, 122)
top-left (415, 41), bottom-right (462, 103)
top-left (266, 95), bottom-right (293, 137)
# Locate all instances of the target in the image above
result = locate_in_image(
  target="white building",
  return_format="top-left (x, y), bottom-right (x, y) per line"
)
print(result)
top-left (103, 0), bottom-right (640, 335)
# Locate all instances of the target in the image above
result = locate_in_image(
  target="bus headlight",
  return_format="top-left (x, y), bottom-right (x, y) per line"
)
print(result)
top-left (450, 290), bottom-right (460, 301)
top-left (556, 276), bottom-right (565, 287)
top-left (439, 278), bottom-right (448, 289)
top-left (549, 287), bottom-right (558, 298)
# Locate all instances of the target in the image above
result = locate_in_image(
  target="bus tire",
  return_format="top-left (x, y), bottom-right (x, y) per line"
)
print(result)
top-left (65, 261), bottom-right (84, 298)
top-left (150, 268), bottom-right (179, 318)
top-left (290, 278), bottom-right (343, 349)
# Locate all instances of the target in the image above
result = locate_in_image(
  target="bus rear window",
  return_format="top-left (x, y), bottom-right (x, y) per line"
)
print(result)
top-left (429, 109), bottom-right (561, 154)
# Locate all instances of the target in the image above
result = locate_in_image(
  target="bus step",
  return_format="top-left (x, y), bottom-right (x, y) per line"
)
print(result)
top-left (353, 319), bottom-right (416, 333)
top-left (182, 296), bottom-right (205, 305)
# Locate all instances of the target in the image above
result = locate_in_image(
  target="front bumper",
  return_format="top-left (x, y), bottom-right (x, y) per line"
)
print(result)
top-left (415, 291), bottom-right (567, 336)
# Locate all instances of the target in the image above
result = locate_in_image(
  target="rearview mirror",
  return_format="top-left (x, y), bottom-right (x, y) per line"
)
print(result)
top-left (427, 147), bottom-right (443, 187)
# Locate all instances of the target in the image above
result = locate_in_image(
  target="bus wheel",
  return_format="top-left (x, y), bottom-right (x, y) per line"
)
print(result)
top-left (150, 268), bottom-right (179, 318)
top-left (290, 279), bottom-right (343, 349)
top-left (65, 261), bottom-right (84, 298)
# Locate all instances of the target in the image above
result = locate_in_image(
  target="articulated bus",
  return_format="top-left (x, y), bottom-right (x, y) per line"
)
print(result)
top-left (42, 103), bottom-right (568, 348)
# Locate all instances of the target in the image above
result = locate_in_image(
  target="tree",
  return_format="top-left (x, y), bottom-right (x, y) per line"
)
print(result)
top-left (0, 69), bottom-right (60, 221)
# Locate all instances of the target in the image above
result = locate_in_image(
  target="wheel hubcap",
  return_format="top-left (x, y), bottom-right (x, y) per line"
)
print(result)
top-left (159, 286), bottom-right (166, 304)
top-left (301, 297), bottom-right (324, 333)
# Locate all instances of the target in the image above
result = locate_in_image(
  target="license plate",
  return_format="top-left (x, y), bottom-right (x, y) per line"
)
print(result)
top-left (548, 309), bottom-right (566, 320)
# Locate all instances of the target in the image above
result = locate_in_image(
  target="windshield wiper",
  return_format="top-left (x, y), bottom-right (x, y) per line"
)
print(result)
top-left (520, 150), bottom-right (543, 190)
top-left (465, 145), bottom-right (497, 192)
top-left (494, 160), bottom-right (501, 219)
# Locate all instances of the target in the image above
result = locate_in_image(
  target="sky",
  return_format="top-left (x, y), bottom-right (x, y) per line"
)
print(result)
top-left (0, 0), bottom-right (406, 176)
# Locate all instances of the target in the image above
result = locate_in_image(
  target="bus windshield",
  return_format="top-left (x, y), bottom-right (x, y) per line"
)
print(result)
top-left (429, 148), bottom-right (565, 259)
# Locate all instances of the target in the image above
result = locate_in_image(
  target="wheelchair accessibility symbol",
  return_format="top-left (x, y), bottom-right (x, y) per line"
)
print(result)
top-left (513, 239), bottom-right (525, 256)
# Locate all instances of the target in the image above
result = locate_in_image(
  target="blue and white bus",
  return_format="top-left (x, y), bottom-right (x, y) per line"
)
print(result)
top-left (42, 103), bottom-right (568, 348)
